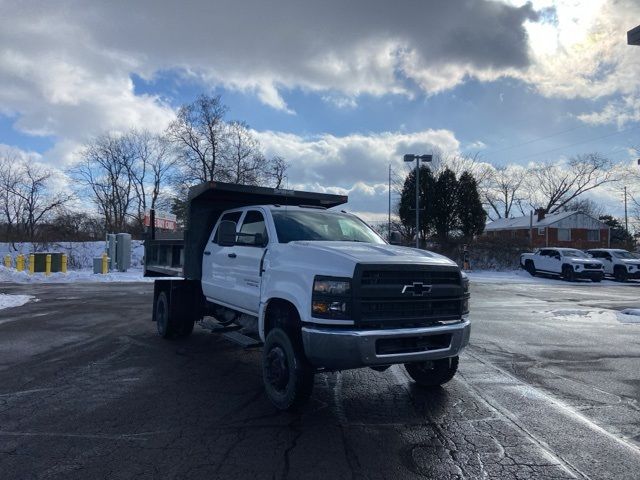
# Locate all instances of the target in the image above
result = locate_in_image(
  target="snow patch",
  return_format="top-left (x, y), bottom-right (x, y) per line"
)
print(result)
top-left (0, 293), bottom-right (34, 310)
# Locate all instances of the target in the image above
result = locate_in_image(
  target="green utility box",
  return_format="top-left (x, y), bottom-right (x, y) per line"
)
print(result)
top-left (32, 252), bottom-right (63, 273)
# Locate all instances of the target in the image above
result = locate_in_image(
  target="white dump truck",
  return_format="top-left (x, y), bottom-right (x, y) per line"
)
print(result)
top-left (145, 182), bottom-right (470, 410)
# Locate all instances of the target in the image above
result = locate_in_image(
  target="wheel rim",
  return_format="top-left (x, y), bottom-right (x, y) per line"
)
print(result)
top-left (265, 345), bottom-right (289, 392)
top-left (157, 298), bottom-right (167, 335)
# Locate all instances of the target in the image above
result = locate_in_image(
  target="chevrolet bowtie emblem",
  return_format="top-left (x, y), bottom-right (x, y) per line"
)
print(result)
top-left (401, 282), bottom-right (432, 296)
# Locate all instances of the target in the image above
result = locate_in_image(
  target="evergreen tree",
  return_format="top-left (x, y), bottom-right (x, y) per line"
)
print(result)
top-left (432, 168), bottom-right (460, 243)
top-left (599, 215), bottom-right (634, 248)
top-left (458, 171), bottom-right (486, 240)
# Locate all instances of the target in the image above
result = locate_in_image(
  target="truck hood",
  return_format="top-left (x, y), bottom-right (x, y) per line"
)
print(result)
top-left (621, 258), bottom-right (640, 265)
top-left (568, 258), bottom-right (603, 265)
top-left (288, 241), bottom-right (458, 267)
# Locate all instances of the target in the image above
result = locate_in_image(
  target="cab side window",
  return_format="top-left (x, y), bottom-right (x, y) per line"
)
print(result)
top-left (212, 211), bottom-right (242, 244)
top-left (237, 211), bottom-right (268, 247)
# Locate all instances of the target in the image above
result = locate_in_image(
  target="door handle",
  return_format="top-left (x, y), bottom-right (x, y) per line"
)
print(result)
top-left (228, 253), bottom-right (237, 258)
top-left (204, 251), bottom-right (211, 256)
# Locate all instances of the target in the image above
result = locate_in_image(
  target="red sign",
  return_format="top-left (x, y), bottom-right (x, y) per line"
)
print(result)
top-left (144, 211), bottom-right (177, 231)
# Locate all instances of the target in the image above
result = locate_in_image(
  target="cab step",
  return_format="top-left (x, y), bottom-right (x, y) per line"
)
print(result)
top-left (200, 318), bottom-right (241, 333)
top-left (222, 331), bottom-right (263, 349)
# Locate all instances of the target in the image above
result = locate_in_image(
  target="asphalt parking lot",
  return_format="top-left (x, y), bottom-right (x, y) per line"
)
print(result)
top-left (1, 279), bottom-right (639, 479)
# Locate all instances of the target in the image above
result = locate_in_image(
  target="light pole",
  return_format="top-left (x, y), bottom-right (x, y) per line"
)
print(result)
top-left (404, 154), bottom-right (433, 248)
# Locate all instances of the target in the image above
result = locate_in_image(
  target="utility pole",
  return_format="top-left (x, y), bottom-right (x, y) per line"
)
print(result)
top-left (625, 186), bottom-right (629, 233)
top-left (388, 164), bottom-right (391, 243)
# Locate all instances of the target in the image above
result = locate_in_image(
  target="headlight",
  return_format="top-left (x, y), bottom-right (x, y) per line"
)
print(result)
top-left (461, 271), bottom-right (469, 294)
top-left (312, 276), bottom-right (352, 319)
top-left (313, 277), bottom-right (351, 295)
top-left (461, 271), bottom-right (470, 315)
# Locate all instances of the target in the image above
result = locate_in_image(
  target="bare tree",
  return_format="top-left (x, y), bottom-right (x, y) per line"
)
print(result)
top-left (222, 121), bottom-right (264, 184)
top-left (483, 165), bottom-right (527, 220)
top-left (13, 163), bottom-right (72, 241)
top-left (269, 155), bottom-right (288, 188)
top-left (0, 152), bottom-right (71, 241)
top-left (0, 152), bottom-right (25, 241)
top-left (525, 153), bottom-right (618, 214)
top-left (127, 130), bottom-right (175, 229)
top-left (166, 94), bottom-right (228, 185)
top-left (71, 133), bottom-right (137, 232)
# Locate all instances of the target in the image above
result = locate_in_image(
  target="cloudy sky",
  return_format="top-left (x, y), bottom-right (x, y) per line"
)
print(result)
top-left (1, 0), bottom-right (640, 219)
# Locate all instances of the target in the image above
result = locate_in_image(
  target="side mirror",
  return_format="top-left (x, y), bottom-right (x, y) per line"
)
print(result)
top-left (218, 220), bottom-right (237, 247)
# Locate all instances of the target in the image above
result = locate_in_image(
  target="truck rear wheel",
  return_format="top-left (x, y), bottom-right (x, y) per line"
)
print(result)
top-left (262, 327), bottom-right (314, 410)
top-left (155, 291), bottom-right (176, 338)
top-left (404, 356), bottom-right (459, 387)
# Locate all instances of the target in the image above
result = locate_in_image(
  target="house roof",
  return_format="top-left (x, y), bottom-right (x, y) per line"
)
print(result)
top-left (485, 210), bottom-right (606, 231)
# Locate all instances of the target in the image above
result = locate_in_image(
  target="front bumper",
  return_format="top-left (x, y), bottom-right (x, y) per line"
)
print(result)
top-left (574, 270), bottom-right (604, 280)
top-left (301, 319), bottom-right (471, 370)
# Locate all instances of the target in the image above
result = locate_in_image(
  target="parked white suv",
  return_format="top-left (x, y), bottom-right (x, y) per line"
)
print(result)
top-left (586, 249), bottom-right (640, 282)
top-left (521, 248), bottom-right (604, 282)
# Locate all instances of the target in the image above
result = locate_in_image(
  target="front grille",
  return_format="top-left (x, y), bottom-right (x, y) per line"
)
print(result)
top-left (361, 270), bottom-right (461, 286)
top-left (361, 298), bottom-right (461, 320)
top-left (353, 264), bottom-right (465, 328)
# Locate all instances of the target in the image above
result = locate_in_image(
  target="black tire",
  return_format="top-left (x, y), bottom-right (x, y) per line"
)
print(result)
top-left (404, 356), bottom-right (459, 387)
top-left (614, 266), bottom-right (628, 283)
top-left (262, 327), bottom-right (314, 411)
top-left (592, 276), bottom-right (602, 283)
top-left (525, 260), bottom-right (536, 277)
top-left (155, 291), bottom-right (177, 339)
top-left (562, 265), bottom-right (575, 282)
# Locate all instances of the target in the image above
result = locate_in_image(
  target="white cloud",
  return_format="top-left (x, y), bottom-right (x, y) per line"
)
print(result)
top-left (255, 128), bottom-right (460, 186)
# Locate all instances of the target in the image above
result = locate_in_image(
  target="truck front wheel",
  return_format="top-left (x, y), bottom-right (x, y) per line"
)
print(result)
top-left (404, 356), bottom-right (459, 387)
top-left (262, 328), bottom-right (314, 410)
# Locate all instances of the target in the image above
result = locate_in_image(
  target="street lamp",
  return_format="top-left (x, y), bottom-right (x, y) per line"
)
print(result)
top-left (404, 154), bottom-right (433, 248)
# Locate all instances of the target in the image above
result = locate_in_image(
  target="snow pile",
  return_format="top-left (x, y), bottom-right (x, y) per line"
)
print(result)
top-left (0, 265), bottom-right (153, 284)
top-left (617, 309), bottom-right (640, 324)
top-left (0, 293), bottom-right (34, 310)
top-left (0, 241), bottom-right (145, 270)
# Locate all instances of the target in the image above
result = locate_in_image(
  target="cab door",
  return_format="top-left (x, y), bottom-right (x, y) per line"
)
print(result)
top-left (599, 251), bottom-right (614, 275)
top-left (201, 210), bottom-right (243, 304)
top-left (224, 210), bottom-right (270, 314)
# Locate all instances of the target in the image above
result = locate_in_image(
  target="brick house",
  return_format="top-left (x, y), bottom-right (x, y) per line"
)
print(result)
top-left (484, 210), bottom-right (610, 249)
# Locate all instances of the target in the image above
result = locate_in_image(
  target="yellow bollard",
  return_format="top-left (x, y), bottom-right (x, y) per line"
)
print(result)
top-left (29, 254), bottom-right (35, 274)
top-left (16, 254), bottom-right (24, 272)
top-left (3, 254), bottom-right (10, 268)
top-left (45, 254), bottom-right (51, 276)
top-left (61, 254), bottom-right (67, 274)
top-left (101, 253), bottom-right (108, 274)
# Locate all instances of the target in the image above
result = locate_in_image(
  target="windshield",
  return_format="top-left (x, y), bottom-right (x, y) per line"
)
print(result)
top-left (271, 209), bottom-right (385, 244)
top-left (613, 250), bottom-right (637, 259)
top-left (561, 249), bottom-right (590, 259)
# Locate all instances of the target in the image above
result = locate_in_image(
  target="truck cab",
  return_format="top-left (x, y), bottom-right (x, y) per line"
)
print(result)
top-left (147, 182), bottom-right (471, 410)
